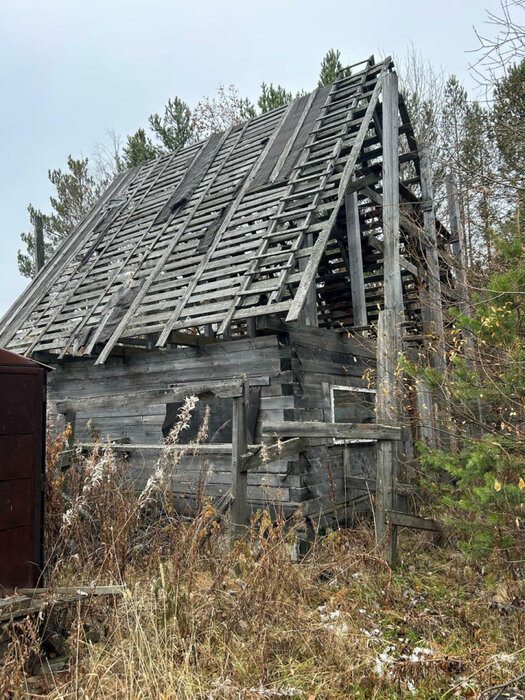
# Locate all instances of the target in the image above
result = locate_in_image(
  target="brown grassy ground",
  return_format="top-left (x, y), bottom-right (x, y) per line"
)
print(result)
top-left (1, 413), bottom-right (525, 699)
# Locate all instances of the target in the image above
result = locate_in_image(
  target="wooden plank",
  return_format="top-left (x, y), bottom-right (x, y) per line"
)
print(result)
top-left (375, 309), bottom-right (399, 566)
top-left (381, 71), bottom-right (403, 315)
top-left (74, 442), bottom-right (260, 455)
top-left (56, 379), bottom-right (244, 412)
top-left (386, 510), bottom-right (440, 532)
top-left (262, 420), bottom-right (401, 440)
top-left (16, 586), bottom-right (126, 597)
top-left (345, 475), bottom-right (416, 495)
top-left (34, 215), bottom-right (45, 273)
top-left (242, 437), bottom-right (308, 472)
top-left (230, 375), bottom-right (249, 538)
top-left (345, 184), bottom-right (368, 327)
top-left (255, 316), bottom-right (376, 358)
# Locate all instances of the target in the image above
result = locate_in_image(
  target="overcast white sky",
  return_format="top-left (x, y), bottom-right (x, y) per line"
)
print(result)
top-left (0, 0), bottom-right (501, 318)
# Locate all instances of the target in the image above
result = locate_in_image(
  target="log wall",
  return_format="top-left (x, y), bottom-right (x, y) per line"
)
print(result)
top-left (47, 325), bottom-right (379, 522)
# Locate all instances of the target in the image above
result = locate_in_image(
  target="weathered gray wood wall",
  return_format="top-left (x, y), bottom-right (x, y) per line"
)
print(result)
top-left (48, 325), bottom-right (379, 522)
top-left (284, 325), bottom-right (377, 526)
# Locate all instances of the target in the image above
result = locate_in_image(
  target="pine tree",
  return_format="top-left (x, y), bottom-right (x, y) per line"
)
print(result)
top-left (148, 97), bottom-right (195, 154)
top-left (318, 49), bottom-right (348, 86)
top-left (257, 83), bottom-right (293, 113)
top-left (462, 101), bottom-right (496, 260)
top-left (492, 60), bottom-right (525, 190)
top-left (122, 128), bottom-right (158, 168)
top-left (18, 156), bottom-right (101, 278)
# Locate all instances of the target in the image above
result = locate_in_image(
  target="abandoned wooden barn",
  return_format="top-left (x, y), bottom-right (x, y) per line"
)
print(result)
top-left (0, 56), bottom-right (461, 543)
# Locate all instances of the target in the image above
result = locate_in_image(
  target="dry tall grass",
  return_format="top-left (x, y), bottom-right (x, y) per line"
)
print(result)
top-left (2, 400), bottom-right (525, 699)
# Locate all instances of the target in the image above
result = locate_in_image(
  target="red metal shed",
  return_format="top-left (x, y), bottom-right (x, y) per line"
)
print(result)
top-left (0, 348), bottom-right (49, 591)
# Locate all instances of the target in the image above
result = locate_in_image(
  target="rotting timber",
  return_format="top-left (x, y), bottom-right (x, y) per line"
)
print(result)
top-left (0, 57), bottom-right (462, 559)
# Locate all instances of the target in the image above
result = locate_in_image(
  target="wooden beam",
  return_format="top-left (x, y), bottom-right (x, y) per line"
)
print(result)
top-left (382, 71), bottom-right (403, 315)
top-left (34, 214), bottom-right (45, 274)
top-left (386, 510), bottom-right (440, 532)
top-left (262, 420), bottom-right (401, 441)
top-left (298, 233), bottom-right (318, 327)
top-left (166, 330), bottom-right (221, 347)
top-left (346, 172), bottom-right (382, 194)
top-left (345, 475), bottom-right (416, 496)
top-left (446, 172), bottom-right (472, 316)
top-left (230, 375), bottom-right (249, 539)
top-left (375, 309), bottom-right (399, 566)
top-left (242, 437), bottom-right (308, 472)
top-left (73, 442), bottom-right (260, 455)
top-left (56, 379), bottom-right (244, 413)
top-left (345, 184), bottom-right (368, 327)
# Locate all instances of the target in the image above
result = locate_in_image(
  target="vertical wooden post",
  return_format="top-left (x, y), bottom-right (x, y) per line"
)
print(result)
top-left (246, 318), bottom-right (257, 338)
top-left (298, 234), bottom-right (318, 327)
top-left (375, 70), bottom-right (403, 566)
top-left (382, 71), bottom-right (403, 316)
top-left (34, 214), bottom-right (45, 274)
top-left (375, 310), bottom-right (398, 566)
top-left (343, 443), bottom-right (351, 527)
top-left (231, 375), bottom-right (248, 541)
top-left (345, 187), bottom-right (368, 328)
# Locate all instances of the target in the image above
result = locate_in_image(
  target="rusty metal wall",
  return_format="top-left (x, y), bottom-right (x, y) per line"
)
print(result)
top-left (0, 349), bottom-right (47, 591)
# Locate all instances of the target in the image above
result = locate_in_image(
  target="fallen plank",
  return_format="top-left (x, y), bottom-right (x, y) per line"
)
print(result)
top-left (0, 586), bottom-right (126, 623)
top-left (16, 586), bottom-right (126, 597)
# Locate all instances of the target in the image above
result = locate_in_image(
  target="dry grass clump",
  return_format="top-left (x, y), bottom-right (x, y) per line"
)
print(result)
top-left (2, 400), bottom-right (525, 698)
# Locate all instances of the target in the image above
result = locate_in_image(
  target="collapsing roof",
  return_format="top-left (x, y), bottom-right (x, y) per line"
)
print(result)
top-left (0, 56), bottom-right (443, 364)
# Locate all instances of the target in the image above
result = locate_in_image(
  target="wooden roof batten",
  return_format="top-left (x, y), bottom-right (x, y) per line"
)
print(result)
top-left (1, 55), bottom-right (442, 363)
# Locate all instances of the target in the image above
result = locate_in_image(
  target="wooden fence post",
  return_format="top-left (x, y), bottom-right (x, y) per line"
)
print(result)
top-left (230, 374), bottom-right (249, 541)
